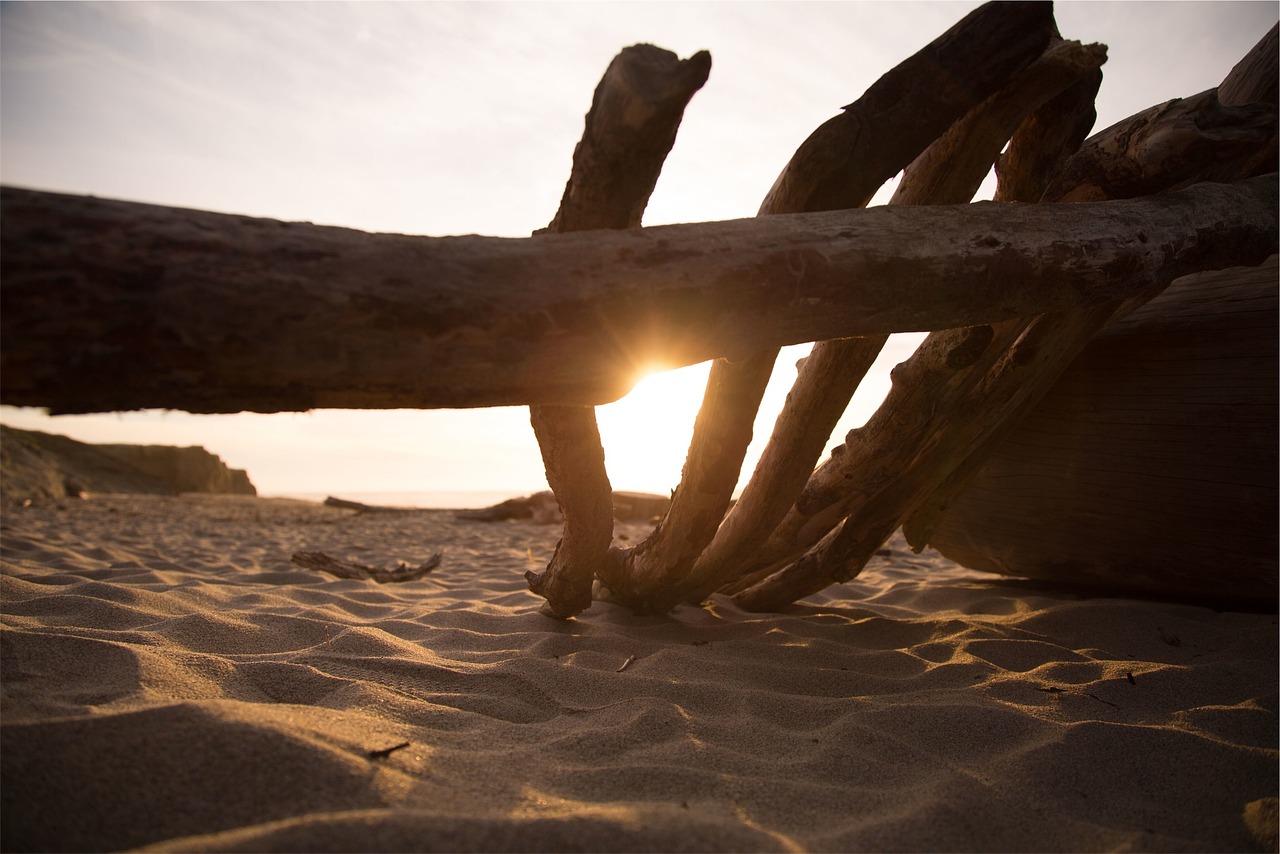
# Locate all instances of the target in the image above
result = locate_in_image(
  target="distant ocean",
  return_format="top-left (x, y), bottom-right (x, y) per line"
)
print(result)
top-left (266, 491), bottom-right (528, 510)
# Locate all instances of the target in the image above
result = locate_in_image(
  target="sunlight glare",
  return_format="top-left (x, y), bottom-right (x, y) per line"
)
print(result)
top-left (595, 362), bottom-right (711, 495)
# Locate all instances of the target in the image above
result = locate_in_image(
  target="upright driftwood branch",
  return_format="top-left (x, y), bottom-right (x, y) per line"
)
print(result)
top-left (2, 179), bottom-right (1276, 415)
top-left (733, 41), bottom-right (1280, 611)
top-left (594, 0), bottom-right (1058, 610)
top-left (525, 44), bottom-right (711, 618)
top-left (685, 29), bottom-right (1107, 604)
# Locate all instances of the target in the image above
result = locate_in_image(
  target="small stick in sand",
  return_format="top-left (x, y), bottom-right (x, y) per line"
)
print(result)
top-left (291, 551), bottom-right (442, 583)
top-left (616, 654), bottom-right (637, 673)
top-left (366, 742), bottom-right (410, 760)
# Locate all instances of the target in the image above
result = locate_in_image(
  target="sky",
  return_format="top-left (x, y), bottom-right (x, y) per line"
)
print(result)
top-left (2, 1), bottom-right (1276, 500)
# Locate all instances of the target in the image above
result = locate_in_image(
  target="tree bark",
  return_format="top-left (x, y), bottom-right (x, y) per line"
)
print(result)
top-left (598, 0), bottom-right (1058, 608)
top-left (525, 44), bottom-right (710, 618)
top-left (2, 178), bottom-right (1275, 415)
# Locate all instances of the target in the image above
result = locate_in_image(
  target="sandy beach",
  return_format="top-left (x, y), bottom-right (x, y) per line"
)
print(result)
top-left (1, 494), bottom-right (1275, 852)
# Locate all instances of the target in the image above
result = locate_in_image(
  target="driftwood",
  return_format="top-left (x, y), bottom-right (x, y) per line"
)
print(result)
top-left (290, 551), bottom-right (442, 583)
top-left (526, 44), bottom-right (709, 617)
top-left (899, 22), bottom-right (1280, 563)
top-left (594, 2), bottom-right (1060, 610)
top-left (912, 257), bottom-right (1278, 606)
top-left (902, 26), bottom-right (1280, 607)
top-left (730, 31), bottom-right (1280, 611)
top-left (5, 179), bottom-right (1273, 416)
top-left (671, 28), bottom-right (1109, 608)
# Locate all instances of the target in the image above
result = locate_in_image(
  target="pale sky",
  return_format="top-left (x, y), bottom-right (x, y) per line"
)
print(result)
top-left (2, 1), bottom-right (1275, 499)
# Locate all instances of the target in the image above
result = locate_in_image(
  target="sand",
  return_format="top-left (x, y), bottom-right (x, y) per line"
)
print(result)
top-left (1, 494), bottom-right (1275, 853)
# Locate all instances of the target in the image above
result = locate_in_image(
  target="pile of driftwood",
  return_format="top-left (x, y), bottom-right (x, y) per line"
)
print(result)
top-left (524, 3), bottom-right (1278, 617)
top-left (2, 3), bottom-right (1275, 617)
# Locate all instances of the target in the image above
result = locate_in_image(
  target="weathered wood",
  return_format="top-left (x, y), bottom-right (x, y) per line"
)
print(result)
top-left (913, 257), bottom-right (1279, 606)
top-left (902, 38), bottom-right (1280, 562)
top-left (290, 551), bottom-right (443, 584)
top-left (525, 44), bottom-right (710, 618)
top-left (760, 1), bottom-right (1055, 213)
top-left (1218, 23), bottom-right (1278, 107)
top-left (1042, 90), bottom-right (1276, 203)
top-left (732, 37), bottom-right (1280, 609)
top-left (1, 178), bottom-right (1276, 415)
top-left (733, 303), bottom-right (1125, 611)
top-left (903, 32), bottom-right (1280, 606)
top-left (685, 31), bottom-right (1108, 604)
top-left (526, 406), bottom-right (614, 617)
top-left (602, 3), bottom-right (1062, 608)
top-left (889, 38), bottom-right (1107, 206)
top-left (597, 350), bottom-right (776, 612)
top-left (680, 340), bottom-right (885, 604)
top-left (994, 63), bottom-right (1102, 202)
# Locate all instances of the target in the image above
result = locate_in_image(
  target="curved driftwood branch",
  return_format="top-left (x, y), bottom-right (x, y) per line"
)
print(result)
top-left (2, 177), bottom-right (1276, 415)
top-left (526, 44), bottom-right (710, 618)
top-left (889, 37), bottom-right (1107, 206)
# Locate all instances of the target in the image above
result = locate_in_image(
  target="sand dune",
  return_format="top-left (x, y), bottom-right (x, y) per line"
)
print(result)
top-left (1, 495), bottom-right (1275, 852)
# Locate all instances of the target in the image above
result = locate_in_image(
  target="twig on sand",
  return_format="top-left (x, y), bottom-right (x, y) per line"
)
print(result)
top-left (291, 551), bottom-right (442, 583)
top-left (617, 654), bottom-right (637, 673)
top-left (366, 741), bottom-right (411, 760)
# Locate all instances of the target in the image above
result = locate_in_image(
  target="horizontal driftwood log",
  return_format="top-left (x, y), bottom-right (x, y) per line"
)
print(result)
top-left (2, 177), bottom-right (1277, 414)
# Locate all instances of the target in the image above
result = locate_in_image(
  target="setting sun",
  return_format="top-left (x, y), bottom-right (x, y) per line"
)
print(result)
top-left (594, 361), bottom-right (711, 495)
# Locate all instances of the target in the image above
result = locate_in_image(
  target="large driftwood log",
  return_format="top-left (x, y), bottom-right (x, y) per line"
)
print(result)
top-left (1, 178), bottom-right (1276, 415)
top-left (912, 257), bottom-right (1279, 606)
top-left (597, 2), bottom-right (1059, 609)
top-left (682, 30), bottom-right (1108, 605)
top-left (525, 44), bottom-right (710, 618)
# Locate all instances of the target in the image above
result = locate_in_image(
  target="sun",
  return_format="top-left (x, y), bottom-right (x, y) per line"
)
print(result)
top-left (594, 362), bottom-right (711, 495)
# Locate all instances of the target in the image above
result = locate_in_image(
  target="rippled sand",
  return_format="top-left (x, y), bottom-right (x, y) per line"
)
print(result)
top-left (2, 495), bottom-right (1275, 852)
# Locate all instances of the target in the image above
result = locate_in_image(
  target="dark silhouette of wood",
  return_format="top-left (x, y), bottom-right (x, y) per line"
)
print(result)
top-left (912, 257), bottom-right (1278, 607)
top-left (2, 178), bottom-right (1275, 417)
top-left (526, 44), bottom-right (710, 618)
top-left (731, 34), bottom-right (1280, 611)
top-left (687, 32), bottom-right (1109, 605)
